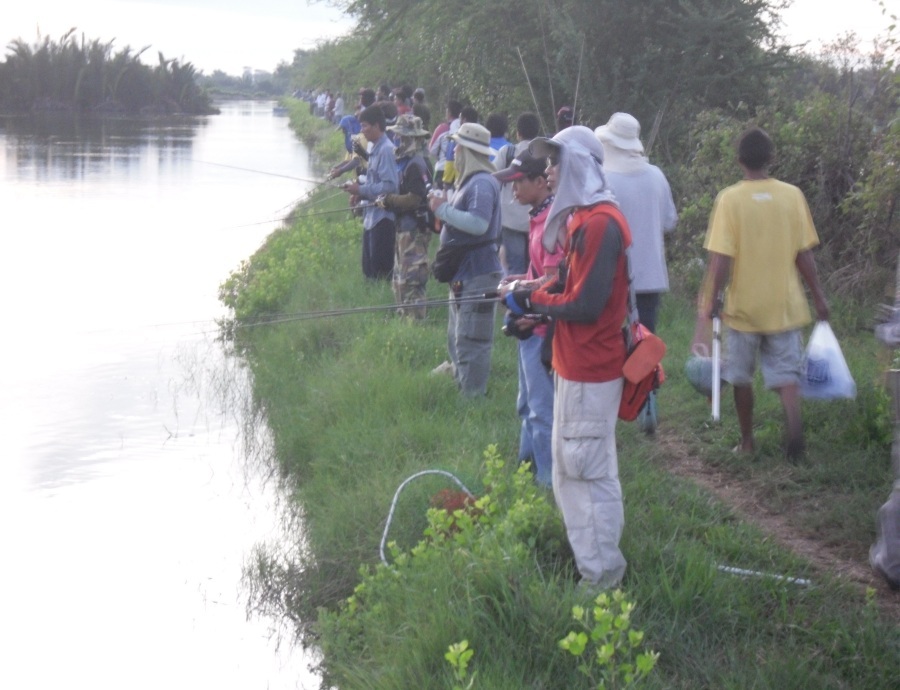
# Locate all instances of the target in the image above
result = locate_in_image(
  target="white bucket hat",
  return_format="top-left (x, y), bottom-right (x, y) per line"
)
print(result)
top-left (450, 122), bottom-right (496, 157)
top-left (595, 112), bottom-right (644, 153)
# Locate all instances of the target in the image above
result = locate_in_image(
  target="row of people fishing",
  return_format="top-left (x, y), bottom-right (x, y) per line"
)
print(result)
top-left (319, 82), bottom-right (834, 593)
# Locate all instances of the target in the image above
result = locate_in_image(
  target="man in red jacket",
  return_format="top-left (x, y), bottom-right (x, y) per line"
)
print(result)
top-left (501, 126), bottom-right (631, 591)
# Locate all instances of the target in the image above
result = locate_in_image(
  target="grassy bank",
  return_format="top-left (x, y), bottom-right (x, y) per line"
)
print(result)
top-left (225, 105), bottom-right (900, 688)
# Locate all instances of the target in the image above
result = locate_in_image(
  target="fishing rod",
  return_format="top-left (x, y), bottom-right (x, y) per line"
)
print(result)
top-left (231, 292), bottom-right (501, 329)
top-left (217, 194), bottom-right (369, 232)
top-left (205, 197), bottom-right (363, 232)
top-left (572, 36), bottom-right (585, 124)
top-left (538, 3), bottom-right (557, 126)
top-left (290, 201), bottom-right (374, 220)
top-left (281, 188), bottom-right (348, 215)
top-left (517, 47), bottom-right (549, 135)
top-left (189, 158), bottom-right (336, 186)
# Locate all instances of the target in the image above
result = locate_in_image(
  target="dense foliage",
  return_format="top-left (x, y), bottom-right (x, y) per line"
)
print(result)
top-left (197, 66), bottom-right (294, 99)
top-left (0, 30), bottom-right (216, 115)
top-left (300, 0), bottom-right (790, 136)
top-left (287, 0), bottom-right (899, 301)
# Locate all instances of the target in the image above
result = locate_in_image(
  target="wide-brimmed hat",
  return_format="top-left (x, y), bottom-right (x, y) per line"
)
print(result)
top-left (494, 149), bottom-right (547, 182)
top-left (450, 122), bottom-right (496, 157)
top-left (387, 114), bottom-right (429, 137)
top-left (595, 112), bottom-right (644, 152)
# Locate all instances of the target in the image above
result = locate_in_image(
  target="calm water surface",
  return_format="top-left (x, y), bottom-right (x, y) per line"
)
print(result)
top-left (0, 101), bottom-right (318, 688)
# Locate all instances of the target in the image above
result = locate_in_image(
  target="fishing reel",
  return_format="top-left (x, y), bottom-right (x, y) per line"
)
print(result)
top-left (502, 311), bottom-right (548, 339)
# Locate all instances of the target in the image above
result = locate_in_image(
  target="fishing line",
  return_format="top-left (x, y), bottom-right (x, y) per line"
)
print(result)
top-left (214, 192), bottom-right (362, 231)
top-left (230, 292), bottom-right (500, 329)
top-left (292, 188), bottom-right (351, 211)
top-left (70, 292), bottom-right (502, 342)
top-left (274, 187), bottom-right (343, 216)
top-left (189, 158), bottom-right (332, 185)
top-left (215, 215), bottom-right (293, 231)
top-left (517, 46), bottom-right (549, 135)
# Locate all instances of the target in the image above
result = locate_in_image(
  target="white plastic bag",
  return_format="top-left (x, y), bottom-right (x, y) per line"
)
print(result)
top-left (800, 321), bottom-right (856, 400)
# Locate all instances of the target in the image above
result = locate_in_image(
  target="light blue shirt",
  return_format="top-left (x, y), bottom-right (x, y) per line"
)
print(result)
top-left (358, 134), bottom-right (398, 230)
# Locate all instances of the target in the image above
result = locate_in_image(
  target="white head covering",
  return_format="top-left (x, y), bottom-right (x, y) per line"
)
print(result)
top-left (454, 143), bottom-right (497, 187)
top-left (595, 112), bottom-right (648, 174)
top-left (594, 113), bottom-right (644, 151)
top-left (529, 125), bottom-right (617, 252)
top-left (452, 123), bottom-right (497, 187)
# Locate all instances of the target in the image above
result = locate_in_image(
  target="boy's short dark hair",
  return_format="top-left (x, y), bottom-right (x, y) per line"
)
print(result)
top-left (738, 127), bottom-right (774, 171)
top-left (358, 88), bottom-right (376, 107)
top-left (359, 105), bottom-right (386, 129)
top-left (516, 112), bottom-right (541, 140)
top-left (447, 99), bottom-right (463, 118)
top-left (460, 105), bottom-right (479, 124)
top-left (485, 112), bottom-right (508, 138)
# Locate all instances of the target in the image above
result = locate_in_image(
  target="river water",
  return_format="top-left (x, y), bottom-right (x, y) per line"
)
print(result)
top-left (0, 101), bottom-right (319, 688)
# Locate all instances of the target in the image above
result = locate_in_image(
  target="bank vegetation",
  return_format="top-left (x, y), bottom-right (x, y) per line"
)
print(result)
top-left (0, 29), bottom-right (216, 115)
top-left (223, 2), bottom-right (900, 687)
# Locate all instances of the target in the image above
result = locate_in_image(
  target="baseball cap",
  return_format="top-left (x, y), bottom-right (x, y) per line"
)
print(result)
top-left (493, 149), bottom-right (548, 182)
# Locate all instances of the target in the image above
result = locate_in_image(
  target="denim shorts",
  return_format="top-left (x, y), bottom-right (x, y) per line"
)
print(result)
top-left (724, 328), bottom-right (803, 389)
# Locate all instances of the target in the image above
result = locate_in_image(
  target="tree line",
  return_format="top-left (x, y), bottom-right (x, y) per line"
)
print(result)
top-left (290, 0), bottom-right (899, 304)
top-left (0, 29), bottom-right (216, 116)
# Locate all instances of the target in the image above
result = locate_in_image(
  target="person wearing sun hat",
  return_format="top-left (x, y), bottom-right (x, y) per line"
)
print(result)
top-left (500, 125), bottom-right (631, 590)
top-left (380, 114), bottom-right (434, 318)
top-left (428, 122), bottom-right (502, 397)
top-left (596, 112), bottom-right (678, 434)
top-left (494, 149), bottom-right (561, 487)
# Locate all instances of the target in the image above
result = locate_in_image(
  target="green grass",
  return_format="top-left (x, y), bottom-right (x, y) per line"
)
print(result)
top-left (230, 107), bottom-right (900, 689)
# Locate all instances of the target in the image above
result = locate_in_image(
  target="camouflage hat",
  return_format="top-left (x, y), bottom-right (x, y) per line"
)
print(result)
top-left (387, 114), bottom-right (429, 137)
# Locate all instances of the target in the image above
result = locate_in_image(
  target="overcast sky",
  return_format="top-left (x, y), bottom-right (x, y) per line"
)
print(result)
top-left (2, 0), bottom-right (897, 76)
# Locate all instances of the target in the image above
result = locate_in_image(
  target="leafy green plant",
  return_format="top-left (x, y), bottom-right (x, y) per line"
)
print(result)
top-left (316, 446), bottom-right (574, 688)
top-left (218, 209), bottom-right (358, 321)
top-left (559, 590), bottom-right (659, 689)
top-left (445, 640), bottom-right (476, 690)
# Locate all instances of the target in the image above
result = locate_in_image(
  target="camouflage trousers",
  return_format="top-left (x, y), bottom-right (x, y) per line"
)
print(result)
top-left (392, 228), bottom-right (431, 319)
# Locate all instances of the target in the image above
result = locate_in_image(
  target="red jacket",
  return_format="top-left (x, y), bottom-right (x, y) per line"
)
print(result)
top-left (529, 203), bottom-right (631, 382)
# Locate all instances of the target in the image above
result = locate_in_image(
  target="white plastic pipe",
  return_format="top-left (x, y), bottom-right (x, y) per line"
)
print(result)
top-left (711, 317), bottom-right (721, 422)
top-left (717, 564), bottom-right (811, 587)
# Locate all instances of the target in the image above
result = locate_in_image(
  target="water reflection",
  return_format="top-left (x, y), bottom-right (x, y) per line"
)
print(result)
top-left (1, 113), bottom-right (202, 181)
top-left (0, 101), bottom-right (320, 689)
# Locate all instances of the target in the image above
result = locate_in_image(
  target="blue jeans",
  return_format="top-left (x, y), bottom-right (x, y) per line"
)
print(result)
top-left (501, 227), bottom-right (529, 276)
top-left (517, 334), bottom-right (554, 487)
top-left (362, 217), bottom-right (395, 280)
top-left (636, 292), bottom-right (661, 333)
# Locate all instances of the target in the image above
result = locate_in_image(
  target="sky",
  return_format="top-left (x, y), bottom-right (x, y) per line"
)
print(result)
top-left (3, 0), bottom-right (355, 75)
top-left (2, 0), bottom-right (898, 77)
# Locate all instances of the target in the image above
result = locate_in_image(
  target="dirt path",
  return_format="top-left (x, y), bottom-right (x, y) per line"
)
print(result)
top-left (655, 429), bottom-right (900, 618)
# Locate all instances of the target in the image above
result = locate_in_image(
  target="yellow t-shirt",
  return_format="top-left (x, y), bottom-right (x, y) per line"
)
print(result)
top-left (704, 178), bottom-right (819, 333)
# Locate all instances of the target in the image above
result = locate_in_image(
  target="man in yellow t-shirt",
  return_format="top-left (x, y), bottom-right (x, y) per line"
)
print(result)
top-left (698, 127), bottom-right (829, 460)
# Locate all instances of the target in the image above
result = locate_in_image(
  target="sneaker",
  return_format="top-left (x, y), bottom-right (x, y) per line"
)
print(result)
top-left (430, 360), bottom-right (455, 377)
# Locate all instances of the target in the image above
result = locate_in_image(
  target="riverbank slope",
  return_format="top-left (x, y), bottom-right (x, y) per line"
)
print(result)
top-left (223, 101), bottom-right (900, 689)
